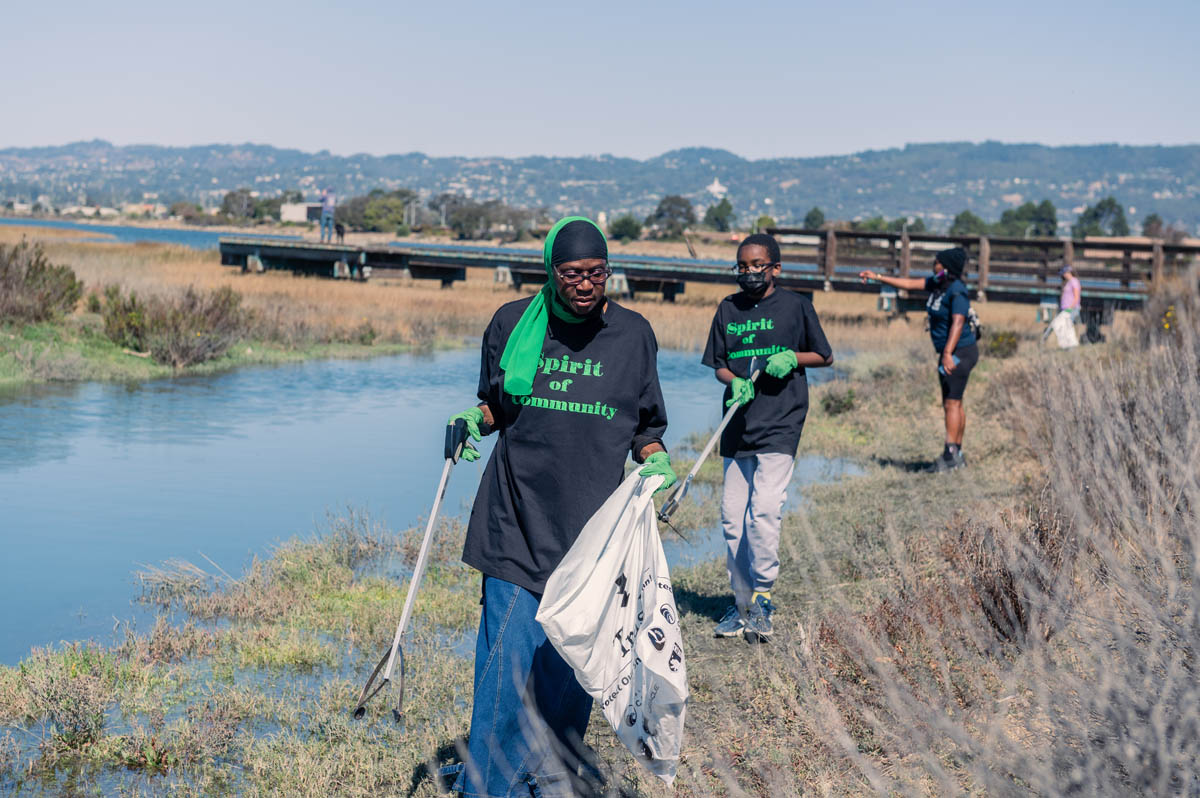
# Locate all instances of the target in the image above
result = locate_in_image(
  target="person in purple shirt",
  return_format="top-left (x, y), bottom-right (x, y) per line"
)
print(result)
top-left (1060, 264), bottom-right (1081, 323)
top-left (319, 188), bottom-right (336, 243)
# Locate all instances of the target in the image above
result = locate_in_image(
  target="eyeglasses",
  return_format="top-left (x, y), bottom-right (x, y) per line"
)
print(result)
top-left (733, 262), bottom-right (779, 274)
top-left (556, 265), bottom-right (612, 285)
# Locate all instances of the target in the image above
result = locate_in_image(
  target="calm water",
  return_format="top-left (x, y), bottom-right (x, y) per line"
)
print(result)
top-left (0, 216), bottom-right (299, 249)
top-left (0, 348), bottom-right (845, 664)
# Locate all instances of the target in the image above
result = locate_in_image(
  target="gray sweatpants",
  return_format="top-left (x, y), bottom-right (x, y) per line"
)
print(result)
top-left (721, 453), bottom-right (796, 607)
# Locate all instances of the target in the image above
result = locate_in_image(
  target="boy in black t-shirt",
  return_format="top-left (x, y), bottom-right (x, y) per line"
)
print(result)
top-left (701, 233), bottom-right (834, 642)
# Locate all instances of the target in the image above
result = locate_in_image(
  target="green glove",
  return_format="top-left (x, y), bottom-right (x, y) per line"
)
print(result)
top-left (765, 349), bottom-right (798, 379)
top-left (447, 407), bottom-right (484, 462)
top-left (638, 451), bottom-right (677, 494)
top-left (725, 376), bottom-right (755, 407)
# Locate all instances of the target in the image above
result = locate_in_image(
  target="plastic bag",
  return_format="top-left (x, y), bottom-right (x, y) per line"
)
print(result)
top-left (1051, 310), bottom-right (1079, 349)
top-left (536, 471), bottom-right (688, 783)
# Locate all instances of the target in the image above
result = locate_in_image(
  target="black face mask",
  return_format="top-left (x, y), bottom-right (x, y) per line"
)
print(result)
top-left (737, 271), bottom-right (770, 295)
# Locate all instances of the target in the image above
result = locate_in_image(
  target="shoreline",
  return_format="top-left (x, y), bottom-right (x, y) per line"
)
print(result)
top-left (0, 318), bottom-right (451, 394)
top-left (0, 358), bottom-right (882, 793)
top-left (0, 212), bottom-right (746, 260)
top-left (3, 301), bottom-right (1192, 794)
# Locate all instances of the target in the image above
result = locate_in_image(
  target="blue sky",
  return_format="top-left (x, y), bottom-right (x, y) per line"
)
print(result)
top-left (4, 0), bottom-right (1197, 159)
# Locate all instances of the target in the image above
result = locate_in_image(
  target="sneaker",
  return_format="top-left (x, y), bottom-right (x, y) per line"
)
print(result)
top-left (924, 452), bottom-right (964, 473)
top-left (713, 605), bottom-right (745, 638)
top-left (743, 595), bottom-right (775, 642)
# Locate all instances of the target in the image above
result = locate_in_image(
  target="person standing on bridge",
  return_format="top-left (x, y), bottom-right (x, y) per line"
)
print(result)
top-left (703, 233), bottom-right (833, 643)
top-left (440, 216), bottom-right (676, 796)
top-left (859, 247), bottom-right (978, 472)
top-left (319, 187), bottom-right (336, 243)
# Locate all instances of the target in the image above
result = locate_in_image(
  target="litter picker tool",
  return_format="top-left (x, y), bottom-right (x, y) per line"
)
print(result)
top-left (352, 418), bottom-right (474, 721)
top-left (657, 357), bottom-right (761, 525)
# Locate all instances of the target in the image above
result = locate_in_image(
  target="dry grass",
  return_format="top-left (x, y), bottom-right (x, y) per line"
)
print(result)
top-left (1, 225), bottom-right (1094, 357)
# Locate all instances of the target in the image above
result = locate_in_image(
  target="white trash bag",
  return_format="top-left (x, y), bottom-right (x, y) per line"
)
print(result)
top-left (536, 471), bottom-right (688, 783)
top-left (1051, 310), bottom-right (1079, 349)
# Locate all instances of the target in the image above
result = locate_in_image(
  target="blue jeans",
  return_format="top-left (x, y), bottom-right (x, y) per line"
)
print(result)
top-left (442, 575), bottom-right (597, 797)
top-left (320, 211), bottom-right (334, 242)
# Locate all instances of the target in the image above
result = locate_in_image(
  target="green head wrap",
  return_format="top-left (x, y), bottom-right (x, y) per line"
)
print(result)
top-left (498, 216), bottom-right (607, 397)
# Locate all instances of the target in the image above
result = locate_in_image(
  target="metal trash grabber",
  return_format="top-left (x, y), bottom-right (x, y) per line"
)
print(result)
top-left (352, 418), bottom-right (473, 721)
top-left (658, 357), bottom-right (761, 524)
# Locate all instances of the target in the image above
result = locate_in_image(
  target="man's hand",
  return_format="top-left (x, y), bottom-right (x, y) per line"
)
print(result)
top-left (725, 376), bottom-right (755, 407)
top-left (447, 407), bottom-right (484, 462)
top-left (765, 350), bottom-right (798, 379)
top-left (638, 451), bottom-right (677, 494)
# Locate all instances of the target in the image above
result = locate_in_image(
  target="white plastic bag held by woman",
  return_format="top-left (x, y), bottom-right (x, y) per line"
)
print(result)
top-left (536, 471), bottom-right (688, 783)
top-left (1051, 310), bottom-right (1079, 349)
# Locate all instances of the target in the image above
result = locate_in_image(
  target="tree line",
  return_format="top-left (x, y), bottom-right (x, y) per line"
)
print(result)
top-left (194, 187), bottom-right (1190, 244)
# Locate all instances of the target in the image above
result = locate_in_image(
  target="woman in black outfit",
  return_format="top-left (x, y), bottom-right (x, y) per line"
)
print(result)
top-left (859, 247), bottom-right (978, 472)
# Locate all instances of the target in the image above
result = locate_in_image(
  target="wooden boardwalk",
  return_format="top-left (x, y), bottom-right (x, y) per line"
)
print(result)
top-left (220, 231), bottom-right (1197, 330)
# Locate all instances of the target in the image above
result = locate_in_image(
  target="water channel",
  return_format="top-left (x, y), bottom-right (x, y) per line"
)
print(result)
top-left (0, 218), bottom-right (863, 664)
top-left (0, 216), bottom-right (299, 249)
top-left (0, 348), bottom-right (861, 665)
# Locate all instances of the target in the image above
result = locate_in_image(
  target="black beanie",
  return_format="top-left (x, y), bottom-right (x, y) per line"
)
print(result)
top-left (550, 219), bottom-right (607, 269)
top-left (737, 233), bottom-right (781, 263)
top-left (936, 247), bottom-right (968, 278)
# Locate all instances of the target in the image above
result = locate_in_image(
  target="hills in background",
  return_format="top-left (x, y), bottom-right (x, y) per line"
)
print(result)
top-left (2, 140), bottom-right (1198, 233)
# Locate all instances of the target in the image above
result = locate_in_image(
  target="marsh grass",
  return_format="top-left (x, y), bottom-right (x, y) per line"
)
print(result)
top-left (3, 229), bottom-right (1190, 795)
top-left (0, 225), bottom-right (1087, 391)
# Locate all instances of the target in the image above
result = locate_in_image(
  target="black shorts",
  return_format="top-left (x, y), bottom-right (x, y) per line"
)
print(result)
top-left (937, 342), bottom-right (978, 402)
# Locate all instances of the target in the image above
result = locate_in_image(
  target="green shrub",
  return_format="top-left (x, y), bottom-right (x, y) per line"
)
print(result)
top-left (20, 645), bottom-right (114, 749)
top-left (1137, 268), bottom-right (1198, 347)
top-left (608, 214), bottom-right (642, 242)
top-left (85, 292), bottom-right (102, 313)
top-left (822, 387), bottom-right (856, 416)
top-left (986, 330), bottom-right (1019, 358)
top-left (101, 285), bottom-right (247, 368)
top-left (102, 284), bottom-right (148, 350)
top-left (146, 286), bottom-right (245, 368)
top-left (0, 240), bottom-right (83, 323)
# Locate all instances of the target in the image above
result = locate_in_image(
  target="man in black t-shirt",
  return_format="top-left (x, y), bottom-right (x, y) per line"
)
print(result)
top-left (440, 217), bottom-right (676, 797)
top-left (702, 233), bottom-right (833, 642)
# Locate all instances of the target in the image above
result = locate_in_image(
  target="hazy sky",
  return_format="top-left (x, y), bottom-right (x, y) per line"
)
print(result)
top-left (4, 0), bottom-right (1197, 160)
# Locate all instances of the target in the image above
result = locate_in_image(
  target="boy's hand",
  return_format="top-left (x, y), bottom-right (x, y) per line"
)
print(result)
top-left (765, 350), bottom-right (798, 379)
top-left (725, 377), bottom-right (755, 407)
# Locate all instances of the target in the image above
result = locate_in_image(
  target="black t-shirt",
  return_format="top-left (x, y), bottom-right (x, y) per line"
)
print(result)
top-left (924, 276), bottom-right (976, 352)
top-left (463, 296), bottom-right (668, 595)
top-left (701, 288), bottom-right (832, 458)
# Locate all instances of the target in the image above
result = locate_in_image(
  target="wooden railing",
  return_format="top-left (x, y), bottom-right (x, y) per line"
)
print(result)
top-left (766, 228), bottom-right (1198, 305)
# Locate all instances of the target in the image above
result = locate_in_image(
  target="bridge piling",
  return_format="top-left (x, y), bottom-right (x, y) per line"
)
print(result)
top-left (977, 237), bottom-right (990, 301)
top-left (823, 231), bottom-right (837, 292)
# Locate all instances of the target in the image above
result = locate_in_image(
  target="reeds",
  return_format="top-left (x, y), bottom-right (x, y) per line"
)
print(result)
top-left (761, 268), bottom-right (1200, 795)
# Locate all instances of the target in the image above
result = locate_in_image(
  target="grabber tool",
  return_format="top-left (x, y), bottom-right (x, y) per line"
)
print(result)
top-left (353, 417), bottom-right (475, 721)
top-left (657, 357), bottom-right (761, 524)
